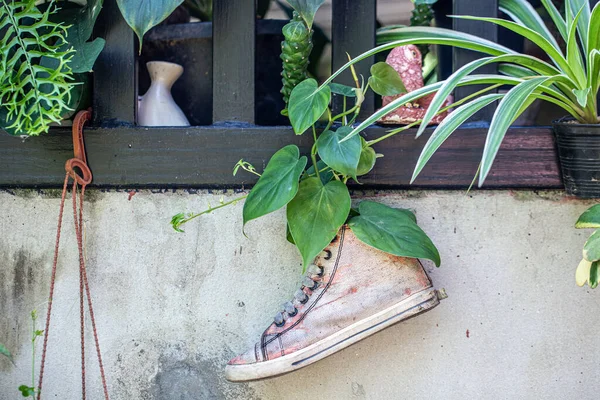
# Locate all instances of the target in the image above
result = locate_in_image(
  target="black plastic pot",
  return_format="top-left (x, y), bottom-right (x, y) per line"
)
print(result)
top-left (139, 19), bottom-right (287, 126)
top-left (553, 117), bottom-right (600, 198)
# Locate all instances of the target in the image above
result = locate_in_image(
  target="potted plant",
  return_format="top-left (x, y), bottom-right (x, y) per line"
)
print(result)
top-left (172, 1), bottom-right (445, 380)
top-left (338, 0), bottom-right (600, 197)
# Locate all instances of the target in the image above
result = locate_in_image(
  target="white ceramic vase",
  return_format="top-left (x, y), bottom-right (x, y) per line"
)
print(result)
top-left (138, 61), bottom-right (190, 127)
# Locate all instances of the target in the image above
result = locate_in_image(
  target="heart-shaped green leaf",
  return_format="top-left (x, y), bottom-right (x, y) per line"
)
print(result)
top-left (117, 0), bottom-right (183, 51)
top-left (328, 83), bottom-right (357, 97)
top-left (349, 201), bottom-right (440, 266)
top-left (287, 178), bottom-right (351, 270)
top-left (288, 79), bottom-right (331, 134)
top-left (576, 204), bottom-right (600, 228)
top-left (243, 145), bottom-right (307, 227)
top-left (356, 137), bottom-right (377, 176)
top-left (316, 126), bottom-right (361, 178)
top-left (286, 0), bottom-right (326, 28)
top-left (583, 229), bottom-right (600, 262)
top-left (368, 62), bottom-right (407, 96)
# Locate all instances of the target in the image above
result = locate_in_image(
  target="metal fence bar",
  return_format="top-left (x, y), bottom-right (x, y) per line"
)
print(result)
top-left (212, 0), bottom-right (256, 124)
top-left (92, 0), bottom-right (136, 126)
top-left (331, 0), bottom-right (377, 117)
top-left (452, 0), bottom-right (498, 121)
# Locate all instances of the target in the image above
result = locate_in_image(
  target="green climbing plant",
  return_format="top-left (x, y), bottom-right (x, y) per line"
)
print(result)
top-left (172, 0), bottom-right (442, 273)
top-left (0, 0), bottom-right (75, 136)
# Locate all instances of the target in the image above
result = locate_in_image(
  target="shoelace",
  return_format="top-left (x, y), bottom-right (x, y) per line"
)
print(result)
top-left (273, 263), bottom-right (324, 327)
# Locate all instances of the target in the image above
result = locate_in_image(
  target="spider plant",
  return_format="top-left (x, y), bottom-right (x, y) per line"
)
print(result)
top-left (331, 0), bottom-right (599, 187)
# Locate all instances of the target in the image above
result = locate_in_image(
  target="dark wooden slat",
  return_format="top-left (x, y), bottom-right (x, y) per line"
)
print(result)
top-left (331, 0), bottom-right (376, 117)
top-left (452, 0), bottom-right (498, 121)
top-left (0, 126), bottom-right (562, 189)
top-left (92, 0), bottom-right (136, 126)
top-left (212, 0), bottom-right (256, 123)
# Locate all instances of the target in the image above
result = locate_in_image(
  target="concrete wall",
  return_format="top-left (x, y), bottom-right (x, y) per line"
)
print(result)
top-left (0, 189), bottom-right (597, 399)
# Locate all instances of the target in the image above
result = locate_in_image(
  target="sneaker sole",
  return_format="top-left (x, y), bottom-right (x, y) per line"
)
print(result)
top-left (225, 288), bottom-right (442, 382)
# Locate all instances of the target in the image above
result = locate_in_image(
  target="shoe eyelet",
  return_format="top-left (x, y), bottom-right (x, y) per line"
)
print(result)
top-left (299, 295), bottom-right (309, 304)
top-left (323, 250), bottom-right (332, 260)
top-left (317, 266), bottom-right (324, 276)
top-left (288, 308), bottom-right (298, 317)
top-left (275, 320), bottom-right (285, 327)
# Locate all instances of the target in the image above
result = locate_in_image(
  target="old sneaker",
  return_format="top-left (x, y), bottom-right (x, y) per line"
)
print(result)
top-left (225, 225), bottom-right (444, 382)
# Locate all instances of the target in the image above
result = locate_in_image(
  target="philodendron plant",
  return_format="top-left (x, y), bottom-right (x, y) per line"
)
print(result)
top-left (172, 0), bottom-right (441, 271)
top-left (575, 205), bottom-right (600, 288)
top-left (354, 0), bottom-right (600, 187)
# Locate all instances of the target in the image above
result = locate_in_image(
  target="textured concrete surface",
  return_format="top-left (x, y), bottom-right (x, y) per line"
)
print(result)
top-left (0, 189), bottom-right (598, 399)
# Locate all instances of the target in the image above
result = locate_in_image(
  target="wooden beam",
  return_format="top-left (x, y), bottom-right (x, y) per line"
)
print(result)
top-left (0, 126), bottom-right (562, 189)
top-left (212, 0), bottom-right (256, 123)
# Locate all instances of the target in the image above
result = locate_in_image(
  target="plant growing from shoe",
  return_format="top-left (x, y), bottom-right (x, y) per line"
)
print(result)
top-left (574, 204), bottom-right (600, 288)
top-left (172, 1), bottom-right (443, 272)
top-left (348, 0), bottom-right (600, 187)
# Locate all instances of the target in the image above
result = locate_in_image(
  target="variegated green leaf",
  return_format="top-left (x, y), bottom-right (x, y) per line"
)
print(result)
top-left (479, 76), bottom-right (555, 186)
top-left (412, 94), bottom-right (504, 183)
top-left (499, 0), bottom-right (560, 51)
top-left (449, 15), bottom-right (573, 81)
top-left (576, 204), bottom-right (600, 229)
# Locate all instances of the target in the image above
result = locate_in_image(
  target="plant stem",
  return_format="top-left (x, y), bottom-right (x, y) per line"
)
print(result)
top-left (324, 108), bottom-right (333, 131)
top-left (332, 104), bottom-right (360, 123)
top-left (366, 84), bottom-right (503, 146)
top-left (178, 195), bottom-right (248, 226)
top-left (31, 312), bottom-right (35, 397)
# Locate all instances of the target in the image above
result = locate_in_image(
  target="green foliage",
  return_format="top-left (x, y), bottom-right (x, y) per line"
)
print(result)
top-left (243, 145), bottom-right (307, 227)
top-left (328, 83), bottom-right (356, 97)
top-left (356, 138), bottom-right (377, 176)
top-left (172, 0), bottom-right (441, 272)
top-left (116, 0), bottom-right (183, 51)
top-left (286, 0), bottom-right (325, 28)
top-left (349, 201), bottom-right (440, 267)
top-left (287, 178), bottom-right (351, 270)
top-left (288, 78), bottom-right (330, 134)
top-left (184, 0), bottom-right (212, 21)
top-left (316, 127), bottom-right (361, 179)
top-left (343, 0), bottom-right (600, 188)
top-left (368, 62), bottom-right (407, 96)
top-left (0, 0), bottom-right (75, 136)
top-left (576, 204), bottom-right (600, 228)
top-left (280, 12), bottom-right (313, 105)
top-left (58, 0), bottom-right (105, 73)
top-left (18, 385), bottom-right (35, 397)
top-left (575, 204), bottom-right (600, 288)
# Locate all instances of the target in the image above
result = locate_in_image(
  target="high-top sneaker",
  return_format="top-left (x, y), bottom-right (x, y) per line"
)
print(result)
top-left (225, 225), bottom-right (444, 382)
